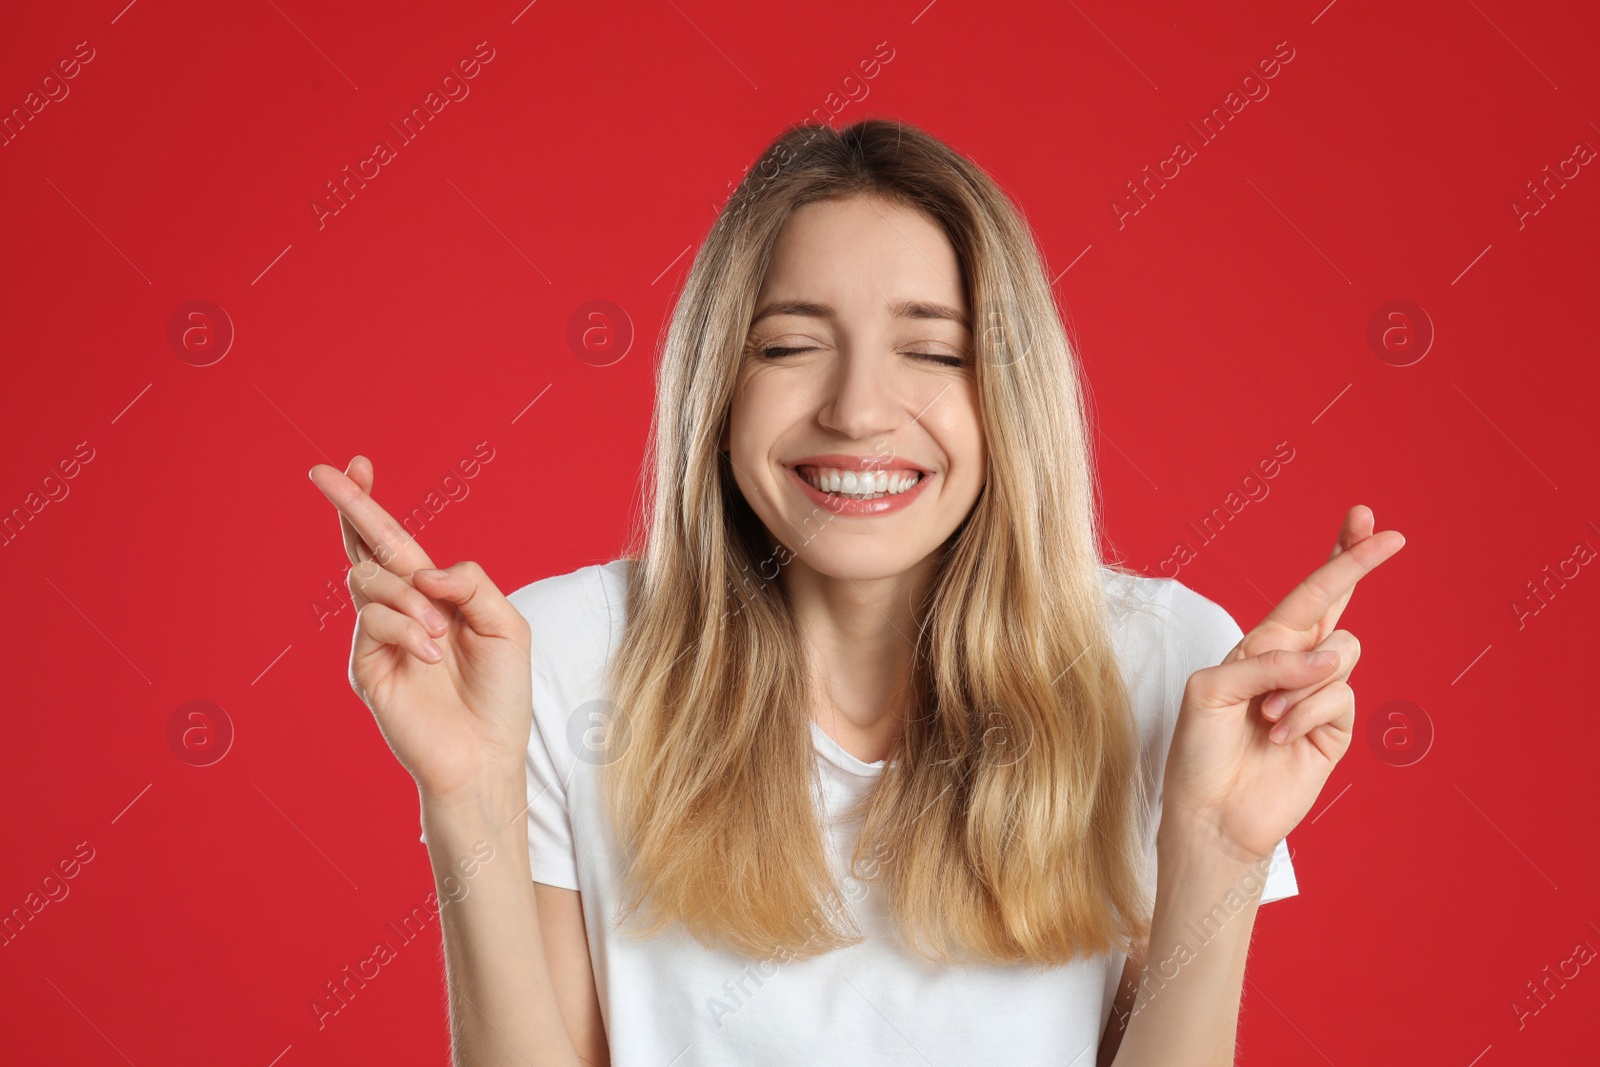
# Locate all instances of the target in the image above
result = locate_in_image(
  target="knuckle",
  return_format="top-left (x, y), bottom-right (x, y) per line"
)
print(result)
top-left (347, 559), bottom-right (381, 591)
top-left (1182, 666), bottom-right (1214, 701)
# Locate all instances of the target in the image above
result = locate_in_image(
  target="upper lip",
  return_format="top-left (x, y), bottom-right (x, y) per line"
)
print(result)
top-left (786, 453), bottom-right (933, 474)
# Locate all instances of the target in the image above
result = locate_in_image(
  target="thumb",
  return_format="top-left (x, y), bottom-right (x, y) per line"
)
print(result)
top-left (1189, 648), bottom-right (1342, 709)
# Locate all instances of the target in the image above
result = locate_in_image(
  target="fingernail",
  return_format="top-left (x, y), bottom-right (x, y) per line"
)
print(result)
top-left (424, 608), bottom-right (447, 632)
top-left (422, 639), bottom-right (442, 660)
top-left (1307, 651), bottom-right (1337, 667)
top-left (1270, 722), bottom-right (1289, 743)
top-left (1264, 693), bottom-right (1287, 719)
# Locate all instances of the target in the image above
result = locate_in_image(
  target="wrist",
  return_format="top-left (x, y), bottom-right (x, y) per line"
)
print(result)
top-left (1156, 811), bottom-right (1274, 872)
top-left (418, 777), bottom-right (527, 836)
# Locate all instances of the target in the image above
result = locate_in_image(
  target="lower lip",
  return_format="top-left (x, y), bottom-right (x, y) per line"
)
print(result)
top-left (785, 466), bottom-right (933, 516)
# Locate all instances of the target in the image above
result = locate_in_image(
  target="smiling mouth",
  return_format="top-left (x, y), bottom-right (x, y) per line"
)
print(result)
top-left (793, 465), bottom-right (924, 500)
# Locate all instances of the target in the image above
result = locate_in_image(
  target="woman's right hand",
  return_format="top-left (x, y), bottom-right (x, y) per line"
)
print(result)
top-left (309, 456), bottom-right (533, 806)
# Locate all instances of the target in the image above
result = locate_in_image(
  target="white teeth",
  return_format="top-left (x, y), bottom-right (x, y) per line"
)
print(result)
top-left (798, 465), bottom-right (923, 498)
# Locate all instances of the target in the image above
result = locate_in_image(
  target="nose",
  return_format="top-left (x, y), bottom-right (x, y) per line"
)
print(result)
top-left (816, 342), bottom-right (901, 442)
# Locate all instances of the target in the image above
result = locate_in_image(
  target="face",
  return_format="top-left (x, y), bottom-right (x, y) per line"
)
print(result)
top-left (722, 194), bottom-right (986, 582)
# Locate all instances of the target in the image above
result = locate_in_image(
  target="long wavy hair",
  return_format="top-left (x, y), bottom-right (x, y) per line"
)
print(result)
top-left (602, 117), bottom-right (1151, 967)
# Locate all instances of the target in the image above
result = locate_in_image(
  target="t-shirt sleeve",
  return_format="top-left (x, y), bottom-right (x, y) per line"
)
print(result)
top-left (1157, 578), bottom-right (1299, 905)
top-left (523, 659), bottom-right (582, 890)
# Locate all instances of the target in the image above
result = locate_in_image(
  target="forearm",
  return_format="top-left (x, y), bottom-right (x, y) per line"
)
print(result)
top-left (1110, 823), bottom-right (1272, 1067)
top-left (422, 787), bottom-right (581, 1067)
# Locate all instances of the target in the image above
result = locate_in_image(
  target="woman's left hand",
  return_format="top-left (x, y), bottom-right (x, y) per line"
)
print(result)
top-left (1159, 505), bottom-right (1406, 864)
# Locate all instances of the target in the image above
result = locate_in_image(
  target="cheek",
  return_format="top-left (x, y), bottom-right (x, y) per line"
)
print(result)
top-left (931, 384), bottom-right (985, 487)
top-left (728, 369), bottom-right (808, 456)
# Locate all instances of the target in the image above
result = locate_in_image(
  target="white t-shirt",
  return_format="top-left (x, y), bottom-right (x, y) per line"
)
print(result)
top-left (427, 558), bottom-right (1298, 1065)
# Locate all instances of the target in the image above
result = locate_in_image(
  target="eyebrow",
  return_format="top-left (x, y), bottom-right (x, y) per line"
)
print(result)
top-left (749, 298), bottom-right (970, 331)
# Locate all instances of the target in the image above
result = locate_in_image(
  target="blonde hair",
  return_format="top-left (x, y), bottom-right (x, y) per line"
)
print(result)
top-left (602, 118), bottom-right (1150, 967)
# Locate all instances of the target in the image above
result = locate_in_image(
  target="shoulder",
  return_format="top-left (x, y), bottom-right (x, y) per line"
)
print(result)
top-left (1097, 565), bottom-right (1244, 683)
top-left (505, 558), bottom-right (630, 631)
top-left (505, 558), bottom-right (631, 680)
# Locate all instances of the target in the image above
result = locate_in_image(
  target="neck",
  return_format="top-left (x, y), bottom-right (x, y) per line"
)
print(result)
top-left (781, 552), bottom-right (940, 764)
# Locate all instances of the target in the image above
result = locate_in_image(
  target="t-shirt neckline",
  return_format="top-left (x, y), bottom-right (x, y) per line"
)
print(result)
top-left (808, 717), bottom-right (889, 778)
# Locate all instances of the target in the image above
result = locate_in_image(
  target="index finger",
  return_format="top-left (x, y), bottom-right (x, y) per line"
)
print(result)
top-left (1254, 523), bottom-right (1405, 637)
top-left (309, 463), bottom-right (436, 575)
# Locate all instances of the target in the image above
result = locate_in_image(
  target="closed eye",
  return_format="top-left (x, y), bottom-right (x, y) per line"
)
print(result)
top-left (756, 346), bottom-right (967, 367)
top-left (911, 352), bottom-right (967, 368)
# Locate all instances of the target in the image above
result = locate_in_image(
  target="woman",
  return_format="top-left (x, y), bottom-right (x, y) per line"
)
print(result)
top-left (310, 118), bottom-right (1403, 1066)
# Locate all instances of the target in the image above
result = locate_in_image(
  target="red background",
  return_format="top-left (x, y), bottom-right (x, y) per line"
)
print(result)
top-left (3, 0), bottom-right (1597, 1063)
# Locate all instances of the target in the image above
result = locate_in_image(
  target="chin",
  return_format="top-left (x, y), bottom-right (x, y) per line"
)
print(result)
top-left (789, 539), bottom-right (939, 584)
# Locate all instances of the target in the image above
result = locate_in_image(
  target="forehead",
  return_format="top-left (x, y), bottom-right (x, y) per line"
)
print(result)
top-left (754, 196), bottom-right (968, 322)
